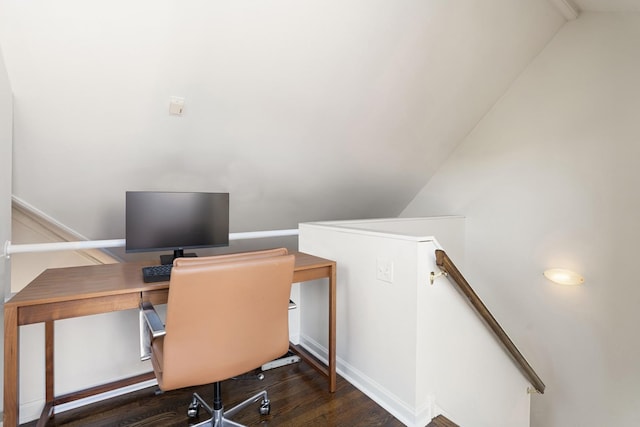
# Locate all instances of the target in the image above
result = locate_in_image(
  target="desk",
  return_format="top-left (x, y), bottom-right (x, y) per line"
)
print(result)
top-left (4, 252), bottom-right (336, 427)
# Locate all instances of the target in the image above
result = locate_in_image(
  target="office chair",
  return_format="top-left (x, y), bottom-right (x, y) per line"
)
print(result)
top-left (140, 248), bottom-right (295, 427)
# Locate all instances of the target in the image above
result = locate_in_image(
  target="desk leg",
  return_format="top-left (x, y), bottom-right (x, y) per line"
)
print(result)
top-left (4, 305), bottom-right (19, 427)
top-left (45, 321), bottom-right (55, 410)
top-left (328, 264), bottom-right (337, 392)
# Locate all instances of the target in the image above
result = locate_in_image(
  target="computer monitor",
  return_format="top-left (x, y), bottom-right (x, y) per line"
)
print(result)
top-left (125, 191), bottom-right (229, 264)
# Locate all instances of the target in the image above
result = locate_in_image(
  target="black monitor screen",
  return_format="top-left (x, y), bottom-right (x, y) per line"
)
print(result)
top-left (125, 191), bottom-right (229, 261)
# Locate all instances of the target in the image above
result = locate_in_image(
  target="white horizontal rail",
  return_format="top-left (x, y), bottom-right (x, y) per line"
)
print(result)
top-left (229, 229), bottom-right (299, 240)
top-left (5, 239), bottom-right (127, 255)
top-left (3, 229), bottom-right (299, 257)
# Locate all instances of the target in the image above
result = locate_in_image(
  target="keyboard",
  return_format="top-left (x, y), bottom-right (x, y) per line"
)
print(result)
top-left (142, 264), bottom-right (173, 283)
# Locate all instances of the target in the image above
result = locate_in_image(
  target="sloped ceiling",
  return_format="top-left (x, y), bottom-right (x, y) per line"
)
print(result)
top-left (574, 0), bottom-right (640, 12)
top-left (0, 0), bottom-right (565, 244)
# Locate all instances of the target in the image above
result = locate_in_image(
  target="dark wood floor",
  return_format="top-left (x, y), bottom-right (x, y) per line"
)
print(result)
top-left (24, 360), bottom-right (406, 427)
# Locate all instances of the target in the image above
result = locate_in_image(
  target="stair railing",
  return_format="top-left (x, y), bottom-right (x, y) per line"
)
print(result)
top-left (434, 249), bottom-right (545, 394)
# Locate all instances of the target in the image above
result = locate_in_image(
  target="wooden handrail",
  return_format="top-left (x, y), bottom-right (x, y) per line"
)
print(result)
top-left (435, 249), bottom-right (545, 394)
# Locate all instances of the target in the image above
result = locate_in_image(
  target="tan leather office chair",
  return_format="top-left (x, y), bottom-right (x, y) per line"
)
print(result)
top-left (140, 248), bottom-right (295, 427)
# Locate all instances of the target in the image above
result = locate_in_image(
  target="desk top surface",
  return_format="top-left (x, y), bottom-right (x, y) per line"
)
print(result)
top-left (7, 251), bottom-right (334, 308)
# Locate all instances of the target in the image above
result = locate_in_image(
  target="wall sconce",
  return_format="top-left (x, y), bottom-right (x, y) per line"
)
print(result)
top-left (543, 268), bottom-right (584, 285)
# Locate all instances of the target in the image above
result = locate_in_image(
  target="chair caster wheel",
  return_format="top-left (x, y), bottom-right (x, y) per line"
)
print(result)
top-left (259, 399), bottom-right (271, 415)
top-left (187, 401), bottom-right (200, 418)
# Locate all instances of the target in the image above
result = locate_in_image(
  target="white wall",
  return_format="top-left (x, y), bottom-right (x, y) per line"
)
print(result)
top-left (403, 12), bottom-right (640, 427)
top-left (0, 37), bottom-right (11, 276)
top-left (0, 42), bottom-right (13, 416)
top-left (0, 0), bottom-right (564, 241)
top-left (299, 218), bottom-right (531, 427)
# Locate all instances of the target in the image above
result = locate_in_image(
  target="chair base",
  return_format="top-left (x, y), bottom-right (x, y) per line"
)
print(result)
top-left (189, 389), bottom-right (271, 427)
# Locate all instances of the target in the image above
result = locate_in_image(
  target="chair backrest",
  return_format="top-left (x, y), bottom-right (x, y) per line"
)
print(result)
top-left (159, 249), bottom-right (295, 390)
top-left (173, 247), bottom-right (289, 267)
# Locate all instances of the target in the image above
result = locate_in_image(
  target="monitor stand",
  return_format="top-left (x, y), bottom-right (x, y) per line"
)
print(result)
top-left (160, 249), bottom-right (197, 265)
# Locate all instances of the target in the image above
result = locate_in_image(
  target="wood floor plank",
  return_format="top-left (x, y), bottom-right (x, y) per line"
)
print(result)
top-left (23, 360), bottom-right (406, 427)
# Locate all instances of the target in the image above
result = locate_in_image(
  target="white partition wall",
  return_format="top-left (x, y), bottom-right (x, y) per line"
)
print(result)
top-left (299, 217), bottom-right (533, 427)
top-left (0, 43), bottom-right (14, 417)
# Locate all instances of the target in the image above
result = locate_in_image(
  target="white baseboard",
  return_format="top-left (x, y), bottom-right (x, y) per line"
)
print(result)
top-left (19, 399), bottom-right (46, 425)
top-left (299, 334), bottom-right (432, 427)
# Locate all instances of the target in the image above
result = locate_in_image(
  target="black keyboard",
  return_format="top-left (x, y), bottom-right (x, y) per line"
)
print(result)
top-left (142, 264), bottom-right (173, 283)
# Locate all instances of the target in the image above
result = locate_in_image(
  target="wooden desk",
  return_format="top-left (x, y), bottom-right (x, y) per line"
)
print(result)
top-left (3, 252), bottom-right (336, 427)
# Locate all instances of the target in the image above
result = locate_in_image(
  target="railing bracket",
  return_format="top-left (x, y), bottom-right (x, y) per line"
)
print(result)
top-left (429, 270), bottom-right (448, 285)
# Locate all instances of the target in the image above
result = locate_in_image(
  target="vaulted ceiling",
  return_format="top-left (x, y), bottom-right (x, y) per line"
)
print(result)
top-left (1, 0), bottom-right (565, 243)
top-left (3, 0), bottom-right (638, 242)
top-left (573, 0), bottom-right (640, 12)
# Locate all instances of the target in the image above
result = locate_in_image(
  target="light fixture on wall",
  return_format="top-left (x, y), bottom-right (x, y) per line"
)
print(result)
top-left (543, 268), bottom-right (584, 286)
